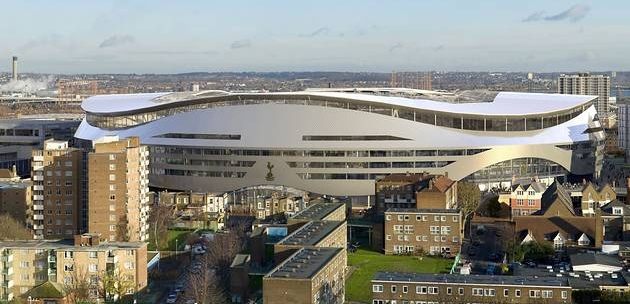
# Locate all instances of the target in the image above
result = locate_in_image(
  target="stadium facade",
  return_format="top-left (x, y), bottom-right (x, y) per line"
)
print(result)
top-left (74, 89), bottom-right (604, 196)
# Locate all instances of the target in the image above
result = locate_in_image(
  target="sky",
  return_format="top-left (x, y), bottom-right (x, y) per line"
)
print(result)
top-left (1, 0), bottom-right (629, 74)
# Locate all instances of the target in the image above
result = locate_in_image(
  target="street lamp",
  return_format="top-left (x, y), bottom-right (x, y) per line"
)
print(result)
top-left (175, 239), bottom-right (178, 256)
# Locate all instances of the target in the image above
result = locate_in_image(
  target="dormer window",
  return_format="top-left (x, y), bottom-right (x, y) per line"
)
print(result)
top-left (553, 234), bottom-right (564, 250)
top-left (613, 207), bottom-right (623, 215)
top-left (578, 233), bottom-right (590, 246)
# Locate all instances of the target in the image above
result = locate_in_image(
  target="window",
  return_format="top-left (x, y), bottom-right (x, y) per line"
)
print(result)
top-left (542, 290), bottom-right (553, 298)
top-left (484, 289), bottom-right (496, 296)
top-left (89, 251), bottom-right (98, 258)
top-left (504, 289), bottom-right (509, 297)
top-left (386, 215), bottom-right (391, 221)
top-left (109, 225), bottom-right (117, 232)
top-left (89, 264), bottom-right (98, 272)
top-left (109, 164), bottom-right (116, 170)
top-left (528, 199), bottom-right (535, 206)
top-left (452, 216), bottom-right (458, 222)
top-left (562, 291), bottom-right (568, 299)
top-left (109, 184), bottom-right (116, 191)
top-left (515, 289), bottom-right (521, 297)
top-left (434, 215), bottom-right (440, 221)
top-left (109, 214), bottom-right (117, 221)
top-left (109, 204), bottom-right (115, 211)
top-left (64, 251), bottom-right (73, 259)
top-left (109, 174), bottom-right (116, 181)
top-left (441, 226), bottom-right (451, 235)
top-left (529, 290), bottom-right (540, 298)
top-left (391, 285), bottom-right (397, 293)
top-left (398, 215), bottom-right (403, 221)
top-left (124, 261), bottom-right (134, 269)
top-left (21, 273), bottom-right (29, 280)
top-left (64, 264), bottom-right (73, 271)
top-left (416, 215), bottom-right (422, 221)
top-left (422, 215), bottom-right (427, 221)
top-left (428, 287), bottom-right (438, 294)
top-left (386, 235), bottom-right (391, 240)
top-left (472, 288), bottom-right (483, 296)
top-left (416, 286), bottom-right (427, 294)
top-left (458, 288), bottom-right (464, 295)
top-left (447, 287), bottom-right (452, 295)
top-left (20, 261), bottom-right (29, 268)
top-left (402, 286), bottom-right (408, 293)
top-left (372, 285), bottom-right (384, 293)
top-left (430, 226), bottom-right (440, 234)
top-left (441, 216), bottom-right (446, 222)
top-left (109, 154), bottom-right (116, 160)
top-left (372, 301), bottom-right (384, 304)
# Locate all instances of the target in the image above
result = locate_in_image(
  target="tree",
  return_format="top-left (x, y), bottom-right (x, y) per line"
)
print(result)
top-left (116, 215), bottom-right (130, 242)
top-left (508, 241), bottom-right (555, 263)
top-left (458, 181), bottom-right (481, 216)
top-left (148, 203), bottom-right (174, 250)
top-left (0, 214), bottom-right (32, 240)
top-left (485, 196), bottom-right (502, 217)
top-left (62, 266), bottom-right (94, 303)
top-left (188, 269), bottom-right (228, 304)
top-left (100, 269), bottom-right (135, 302)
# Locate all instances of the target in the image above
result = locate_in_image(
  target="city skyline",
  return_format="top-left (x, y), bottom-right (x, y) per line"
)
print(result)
top-left (1, 0), bottom-right (629, 74)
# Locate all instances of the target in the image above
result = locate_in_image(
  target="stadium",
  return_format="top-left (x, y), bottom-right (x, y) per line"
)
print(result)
top-left (74, 89), bottom-right (604, 196)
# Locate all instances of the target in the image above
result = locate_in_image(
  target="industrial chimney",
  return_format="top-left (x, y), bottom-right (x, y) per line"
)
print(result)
top-left (11, 56), bottom-right (18, 81)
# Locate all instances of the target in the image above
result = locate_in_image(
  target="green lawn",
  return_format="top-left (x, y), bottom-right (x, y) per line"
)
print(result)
top-left (148, 229), bottom-right (194, 251)
top-left (346, 248), bottom-right (452, 303)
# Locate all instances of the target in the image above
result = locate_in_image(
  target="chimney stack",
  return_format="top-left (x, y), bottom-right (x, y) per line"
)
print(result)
top-left (12, 56), bottom-right (18, 81)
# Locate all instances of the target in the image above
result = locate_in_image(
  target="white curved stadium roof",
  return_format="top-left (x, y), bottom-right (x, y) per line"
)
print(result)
top-left (82, 90), bottom-right (596, 117)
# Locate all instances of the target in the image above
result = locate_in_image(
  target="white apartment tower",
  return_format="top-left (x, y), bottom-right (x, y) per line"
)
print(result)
top-left (558, 73), bottom-right (610, 125)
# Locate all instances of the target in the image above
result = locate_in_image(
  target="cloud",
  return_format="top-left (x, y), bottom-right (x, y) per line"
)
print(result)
top-left (522, 4), bottom-right (590, 23)
top-left (99, 35), bottom-right (135, 48)
top-left (230, 39), bottom-right (251, 49)
top-left (131, 50), bottom-right (217, 55)
top-left (545, 4), bottom-right (590, 22)
top-left (433, 45), bottom-right (445, 51)
top-left (389, 42), bottom-right (403, 53)
top-left (300, 27), bottom-right (330, 38)
top-left (522, 11), bottom-right (545, 22)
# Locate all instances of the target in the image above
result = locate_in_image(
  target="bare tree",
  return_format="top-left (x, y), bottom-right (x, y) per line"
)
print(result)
top-left (149, 203), bottom-right (174, 249)
top-left (62, 266), bottom-right (93, 303)
top-left (188, 269), bottom-right (228, 304)
top-left (203, 220), bottom-right (248, 285)
top-left (0, 214), bottom-right (32, 240)
top-left (116, 215), bottom-right (130, 242)
top-left (457, 181), bottom-right (481, 228)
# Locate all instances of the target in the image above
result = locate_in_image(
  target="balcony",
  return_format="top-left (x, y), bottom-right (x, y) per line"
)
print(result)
top-left (33, 195), bottom-right (44, 201)
top-left (33, 165), bottom-right (44, 171)
top-left (106, 255), bottom-right (118, 264)
top-left (33, 204), bottom-right (44, 211)
top-left (3, 279), bottom-right (14, 288)
top-left (33, 155), bottom-right (44, 161)
top-left (33, 185), bottom-right (44, 191)
top-left (48, 255), bottom-right (56, 263)
top-left (33, 214), bottom-right (44, 220)
top-left (33, 224), bottom-right (44, 230)
top-left (2, 267), bottom-right (13, 276)
top-left (33, 175), bottom-right (43, 181)
top-left (1, 255), bottom-right (13, 264)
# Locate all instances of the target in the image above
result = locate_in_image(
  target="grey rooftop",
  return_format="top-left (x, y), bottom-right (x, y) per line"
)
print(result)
top-left (266, 247), bottom-right (342, 279)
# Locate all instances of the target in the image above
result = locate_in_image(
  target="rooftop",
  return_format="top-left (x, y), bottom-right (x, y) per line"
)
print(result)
top-left (372, 272), bottom-right (571, 287)
top-left (278, 221), bottom-right (344, 246)
top-left (82, 90), bottom-right (596, 117)
top-left (266, 247), bottom-right (342, 279)
top-left (570, 253), bottom-right (621, 268)
top-left (0, 239), bottom-right (146, 250)
top-left (291, 202), bottom-right (345, 221)
top-left (385, 208), bottom-right (460, 214)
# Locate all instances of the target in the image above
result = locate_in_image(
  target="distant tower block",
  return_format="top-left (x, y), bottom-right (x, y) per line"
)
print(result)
top-left (192, 84), bottom-right (200, 92)
top-left (12, 56), bottom-right (18, 81)
top-left (527, 72), bottom-right (534, 80)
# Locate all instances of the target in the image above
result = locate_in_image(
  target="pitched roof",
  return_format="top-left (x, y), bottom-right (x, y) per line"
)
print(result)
top-left (536, 181), bottom-right (576, 216)
top-left (600, 200), bottom-right (630, 215)
top-left (515, 216), bottom-right (599, 246)
top-left (430, 176), bottom-right (455, 193)
top-left (511, 182), bottom-right (547, 193)
top-left (24, 281), bottom-right (66, 299)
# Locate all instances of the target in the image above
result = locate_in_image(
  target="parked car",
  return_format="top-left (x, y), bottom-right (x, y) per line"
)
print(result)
top-left (166, 293), bottom-right (178, 304)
